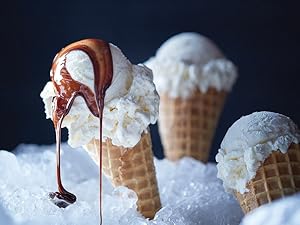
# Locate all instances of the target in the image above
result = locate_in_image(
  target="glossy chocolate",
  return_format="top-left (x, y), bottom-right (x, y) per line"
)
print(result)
top-left (49, 39), bottom-right (113, 224)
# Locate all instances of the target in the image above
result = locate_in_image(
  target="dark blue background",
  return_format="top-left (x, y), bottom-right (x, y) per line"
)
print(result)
top-left (1, 0), bottom-right (299, 161)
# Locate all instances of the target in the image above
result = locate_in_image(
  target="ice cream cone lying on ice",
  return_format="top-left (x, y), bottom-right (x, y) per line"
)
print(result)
top-left (146, 32), bottom-right (237, 162)
top-left (216, 111), bottom-right (300, 214)
top-left (40, 39), bottom-right (161, 218)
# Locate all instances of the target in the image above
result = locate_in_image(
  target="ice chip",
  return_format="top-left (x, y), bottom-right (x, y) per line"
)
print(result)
top-left (49, 191), bottom-right (77, 208)
top-left (0, 204), bottom-right (13, 225)
top-left (112, 186), bottom-right (138, 210)
top-left (0, 150), bottom-right (22, 184)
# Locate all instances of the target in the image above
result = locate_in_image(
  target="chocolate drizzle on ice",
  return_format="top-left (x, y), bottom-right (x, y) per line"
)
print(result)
top-left (49, 39), bottom-right (113, 225)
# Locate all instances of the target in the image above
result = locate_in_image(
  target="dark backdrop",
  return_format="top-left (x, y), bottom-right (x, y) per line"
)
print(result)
top-left (1, 0), bottom-right (299, 161)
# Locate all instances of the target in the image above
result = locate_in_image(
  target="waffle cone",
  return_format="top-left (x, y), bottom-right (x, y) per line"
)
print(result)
top-left (235, 143), bottom-right (300, 214)
top-left (159, 88), bottom-right (227, 162)
top-left (84, 132), bottom-right (161, 219)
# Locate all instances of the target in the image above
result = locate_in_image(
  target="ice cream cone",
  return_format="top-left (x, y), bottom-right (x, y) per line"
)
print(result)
top-left (84, 131), bottom-right (161, 219)
top-left (159, 88), bottom-right (227, 162)
top-left (234, 143), bottom-right (300, 214)
top-left (145, 33), bottom-right (237, 162)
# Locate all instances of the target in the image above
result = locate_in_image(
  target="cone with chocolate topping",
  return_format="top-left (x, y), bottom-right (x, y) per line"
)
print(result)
top-left (84, 131), bottom-right (161, 219)
top-left (40, 38), bottom-right (161, 219)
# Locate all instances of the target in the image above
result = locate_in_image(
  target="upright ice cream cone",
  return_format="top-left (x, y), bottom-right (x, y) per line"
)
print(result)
top-left (146, 32), bottom-right (237, 162)
top-left (216, 111), bottom-right (300, 214)
top-left (85, 131), bottom-right (161, 219)
top-left (235, 143), bottom-right (300, 214)
top-left (40, 39), bottom-right (161, 219)
top-left (159, 89), bottom-right (226, 162)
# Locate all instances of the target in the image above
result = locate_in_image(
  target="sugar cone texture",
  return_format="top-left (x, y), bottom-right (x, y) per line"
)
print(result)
top-left (84, 132), bottom-right (161, 219)
top-left (159, 88), bottom-right (227, 162)
top-left (235, 143), bottom-right (300, 214)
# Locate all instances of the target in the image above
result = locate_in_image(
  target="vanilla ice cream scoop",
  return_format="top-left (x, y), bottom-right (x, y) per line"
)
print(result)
top-left (145, 32), bottom-right (238, 98)
top-left (155, 32), bottom-right (223, 66)
top-left (216, 111), bottom-right (300, 194)
top-left (41, 43), bottom-right (159, 148)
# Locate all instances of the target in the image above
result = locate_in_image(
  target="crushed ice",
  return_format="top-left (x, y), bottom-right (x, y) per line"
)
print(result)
top-left (0, 143), bottom-right (243, 225)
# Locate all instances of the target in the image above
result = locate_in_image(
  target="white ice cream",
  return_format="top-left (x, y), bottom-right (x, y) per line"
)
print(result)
top-left (40, 44), bottom-right (159, 148)
top-left (240, 193), bottom-right (300, 225)
top-left (216, 111), bottom-right (300, 194)
top-left (145, 32), bottom-right (238, 98)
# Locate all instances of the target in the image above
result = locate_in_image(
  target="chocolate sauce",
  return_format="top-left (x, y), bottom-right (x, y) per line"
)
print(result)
top-left (49, 39), bottom-right (113, 224)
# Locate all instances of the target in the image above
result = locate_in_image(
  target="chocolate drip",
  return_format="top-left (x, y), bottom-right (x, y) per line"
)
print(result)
top-left (49, 39), bottom-right (113, 225)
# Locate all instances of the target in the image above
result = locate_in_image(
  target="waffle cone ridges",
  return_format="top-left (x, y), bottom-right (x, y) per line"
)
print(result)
top-left (159, 88), bottom-right (227, 162)
top-left (235, 143), bottom-right (300, 214)
top-left (85, 132), bottom-right (161, 219)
